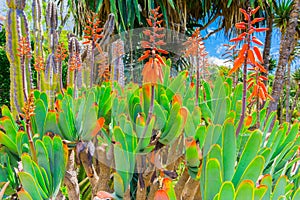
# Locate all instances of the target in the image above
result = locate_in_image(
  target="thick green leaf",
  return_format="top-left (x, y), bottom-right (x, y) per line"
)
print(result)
top-left (222, 121), bottom-right (236, 181)
top-left (165, 71), bottom-right (187, 100)
top-left (261, 175), bottom-right (272, 200)
top-left (34, 99), bottom-right (47, 136)
top-left (0, 117), bottom-right (17, 142)
top-left (235, 180), bottom-right (254, 200)
top-left (208, 144), bottom-right (223, 172)
top-left (238, 156), bottom-right (265, 186)
top-left (18, 172), bottom-right (43, 200)
top-left (136, 116), bottom-right (155, 151)
top-left (184, 109), bottom-right (196, 137)
top-left (219, 181), bottom-right (235, 200)
top-left (185, 138), bottom-right (200, 168)
top-left (0, 131), bottom-right (18, 154)
top-left (232, 130), bottom-right (262, 186)
top-left (254, 185), bottom-right (268, 200)
top-left (114, 172), bottom-right (124, 199)
top-left (292, 188), bottom-right (300, 200)
top-left (35, 140), bottom-right (51, 191)
top-left (204, 158), bottom-right (222, 200)
top-left (153, 101), bottom-right (166, 130)
top-left (272, 176), bottom-right (287, 200)
top-left (53, 136), bottom-right (66, 196)
top-left (43, 111), bottom-right (61, 136)
top-left (18, 190), bottom-right (33, 200)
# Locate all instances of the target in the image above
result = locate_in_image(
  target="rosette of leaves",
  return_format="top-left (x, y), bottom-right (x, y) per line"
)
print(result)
top-left (29, 86), bottom-right (109, 142)
top-left (17, 136), bottom-right (68, 200)
top-left (197, 117), bottom-right (300, 200)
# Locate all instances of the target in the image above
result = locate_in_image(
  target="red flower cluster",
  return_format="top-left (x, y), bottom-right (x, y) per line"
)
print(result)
top-left (139, 6), bottom-right (168, 84)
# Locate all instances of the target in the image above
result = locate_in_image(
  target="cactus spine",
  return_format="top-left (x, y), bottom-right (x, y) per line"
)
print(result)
top-left (5, 0), bottom-right (32, 116)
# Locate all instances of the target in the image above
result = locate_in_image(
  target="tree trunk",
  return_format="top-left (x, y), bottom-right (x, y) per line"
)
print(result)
top-left (267, 0), bottom-right (300, 117)
top-left (262, 15), bottom-right (273, 86)
top-left (290, 84), bottom-right (300, 121)
top-left (285, 60), bottom-right (292, 122)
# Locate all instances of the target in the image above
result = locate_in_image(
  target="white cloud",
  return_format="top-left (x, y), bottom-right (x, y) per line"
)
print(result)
top-left (208, 56), bottom-right (231, 67)
top-left (216, 44), bottom-right (226, 54)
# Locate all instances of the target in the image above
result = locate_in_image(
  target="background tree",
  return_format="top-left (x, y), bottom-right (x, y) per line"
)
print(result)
top-left (267, 0), bottom-right (300, 118)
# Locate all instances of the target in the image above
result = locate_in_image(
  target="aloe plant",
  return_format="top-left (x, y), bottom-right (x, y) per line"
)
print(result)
top-left (17, 136), bottom-right (68, 200)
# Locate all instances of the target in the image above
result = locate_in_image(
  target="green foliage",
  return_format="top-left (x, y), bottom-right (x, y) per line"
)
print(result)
top-left (18, 136), bottom-right (68, 200)
top-left (0, 28), bottom-right (10, 107)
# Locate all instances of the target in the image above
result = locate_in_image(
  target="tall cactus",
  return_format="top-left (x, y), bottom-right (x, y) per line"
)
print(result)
top-left (5, 0), bottom-right (32, 116)
top-left (32, 0), bottom-right (44, 90)
top-left (68, 35), bottom-right (81, 96)
top-left (45, 1), bottom-right (59, 102)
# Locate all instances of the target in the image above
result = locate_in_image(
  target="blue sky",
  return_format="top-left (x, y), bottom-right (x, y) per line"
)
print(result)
top-left (201, 18), bottom-right (299, 72)
top-left (201, 18), bottom-right (281, 67)
top-left (1, 1), bottom-right (298, 71)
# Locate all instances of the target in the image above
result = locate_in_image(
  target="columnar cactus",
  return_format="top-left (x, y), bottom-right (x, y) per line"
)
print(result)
top-left (68, 35), bottom-right (81, 96)
top-left (32, 0), bottom-right (44, 90)
top-left (111, 39), bottom-right (125, 87)
top-left (5, 0), bottom-right (32, 116)
top-left (45, 1), bottom-right (59, 101)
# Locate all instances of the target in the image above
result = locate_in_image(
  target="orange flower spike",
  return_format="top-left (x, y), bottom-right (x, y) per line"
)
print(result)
top-left (253, 46), bottom-right (264, 63)
top-left (251, 17), bottom-right (265, 24)
top-left (252, 36), bottom-right (264, 46)
top-left (239, 8), bottom-right (250, 21)
top-left (251, 6), bottom-right (260, 15)
top-left (255, 27), bottom-right (269, 32)
top-left (248, 49), bottom-right (256, 64)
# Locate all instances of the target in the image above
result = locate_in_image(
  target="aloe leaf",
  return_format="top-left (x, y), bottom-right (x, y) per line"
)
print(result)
top-left (254, 185), bottom-right (268, 200)
top-left (292, 188), bottom-right (300, 200)
top-left (53, 136), bottom-right (66, 197)
top-left (114, 172), bottom-right (124, 199)
top-left (219, 181), bottom-right (235, 200)
top-left (235, 180), bottom-right (254, 200)
top-left (18, 190), bottom-right (33, 200)
top-left (18, 172), bottom-right (43, 200)
top-left (208, 144), bottom-right (223, 173)
top-left (35, 140), bottom-right (51, 190)
top-left (232, 130), bottom-right (262, 186)
top-left (153, 101), bottom-right (166, 130)
top-left (137, 116), bottom-right (155, 151)
top-left (204, 158), bottom-right (222, 200)
top-left (0, 131), bottom-right (18, 154)
top-left (43, 111), bottom-right (61, 137)
top-left (0, 117), bottom-right (17, 142)
top-left (184, 109), bottom-right (196, 137)
top-left (165, 71), bottom-right (187, 100)
top-left (33, 99), bottom-right (47, 136)
top-left (261, 175), bottom-right (272, 200)
top-left (271, 176), bottom-right (287, 200)
top-left (238, 156), bottom-right (265, 186)
top-left (222, 121), bottom-right (236, 181)
top-left (114, 144), bottom-right (129, 194)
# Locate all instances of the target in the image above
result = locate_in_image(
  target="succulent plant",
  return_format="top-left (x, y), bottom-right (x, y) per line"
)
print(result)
top-left (5, 0), bottom-right (32, 116)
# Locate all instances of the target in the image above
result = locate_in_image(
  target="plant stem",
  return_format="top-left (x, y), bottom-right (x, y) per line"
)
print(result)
top-left (256, 72), bottom-right (260, 128)
top-left (236, 13), bottom-right (251, 137)
top-left (90, 41), bottom-right (95, 88)
top-left (21, 55), bottom-right (28, 101)
top-left (26, 121), bottom-right (37, 162)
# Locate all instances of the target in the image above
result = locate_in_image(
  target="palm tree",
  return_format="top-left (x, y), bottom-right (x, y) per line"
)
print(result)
top-left (70, 0), bottom-right (251, 36)
top-left (267, 0), bottom-right (300, 118)
top-left (291, 68), bottom-right (300, 118)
